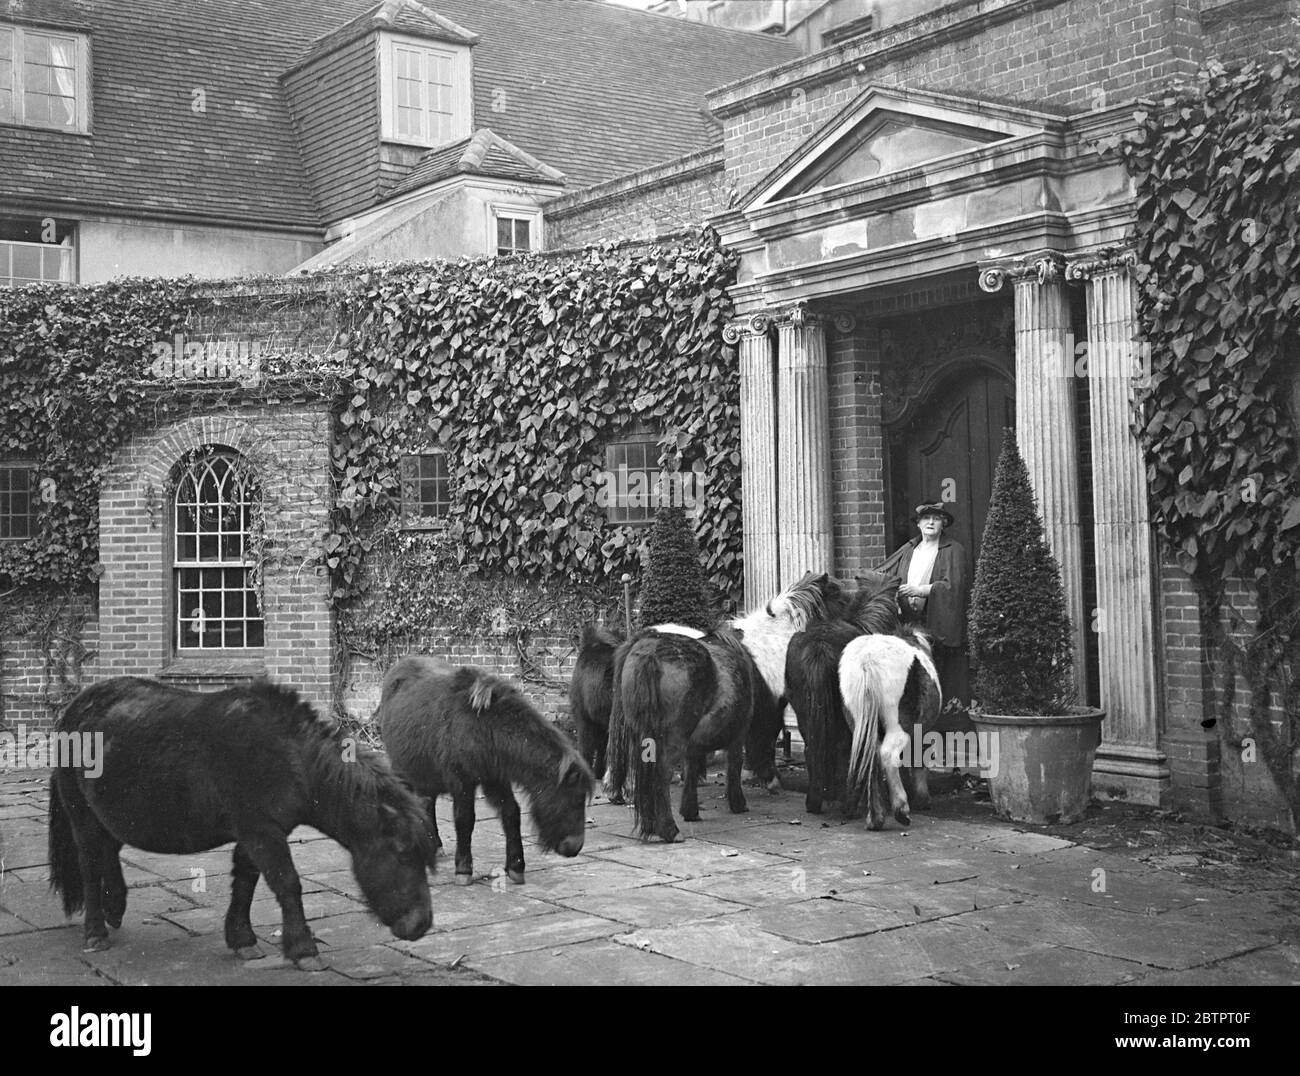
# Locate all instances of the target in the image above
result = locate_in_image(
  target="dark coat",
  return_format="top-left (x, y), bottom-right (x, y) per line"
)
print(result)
top-left (878, 535), bottom-right (972, 647)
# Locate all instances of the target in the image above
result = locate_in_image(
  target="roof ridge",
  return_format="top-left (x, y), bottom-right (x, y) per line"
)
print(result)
top-left (473, 128), bottom-right (566, 183)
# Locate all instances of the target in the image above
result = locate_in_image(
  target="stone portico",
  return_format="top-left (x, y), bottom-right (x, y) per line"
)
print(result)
top-left (716, 85), bottom-right (1167, 806)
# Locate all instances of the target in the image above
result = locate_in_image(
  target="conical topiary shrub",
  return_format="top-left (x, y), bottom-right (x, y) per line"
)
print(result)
top-left (637, 504), bottom-right (715, 633)
top-left (968, 430), bottom-right (1074, 715)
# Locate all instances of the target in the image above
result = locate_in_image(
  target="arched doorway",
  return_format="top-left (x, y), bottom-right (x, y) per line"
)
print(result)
top-left (885, 353), bottom-right (1014, 565)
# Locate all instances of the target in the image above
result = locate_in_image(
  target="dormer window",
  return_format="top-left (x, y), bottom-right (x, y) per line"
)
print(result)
top-left (380, 33), bottom-right (470, 148)
top-left (0, 25), bottom-right (91, 133)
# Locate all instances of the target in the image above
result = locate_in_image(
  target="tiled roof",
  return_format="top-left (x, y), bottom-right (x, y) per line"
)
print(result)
top-left (0, 0), bottom-right (802, 231)
top-left (387, 128), bottom-right (564, 199)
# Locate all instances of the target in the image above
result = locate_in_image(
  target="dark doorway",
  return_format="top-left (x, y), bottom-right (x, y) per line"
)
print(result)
top-left (887, 366), bottom-right (1014, 564)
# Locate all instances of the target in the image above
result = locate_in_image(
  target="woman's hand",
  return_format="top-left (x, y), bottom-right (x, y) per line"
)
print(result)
top-left (899, 583), bottom-right (931, 599)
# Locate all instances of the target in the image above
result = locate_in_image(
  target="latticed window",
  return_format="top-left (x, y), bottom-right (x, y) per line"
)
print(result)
top-left (172, 449), bottom-right (264, 651)
top-left (604, 430), bottom-right (661, 526)
top-left (400, 451), bottom-right (450, 528)
top-left (0, 461), bottom-right (37, 540)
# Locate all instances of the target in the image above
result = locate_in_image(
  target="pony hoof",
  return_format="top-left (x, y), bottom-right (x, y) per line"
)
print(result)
top-left (455, 874), bottom-right (474, 887)
top-left (895, 809), bottom-right (911, 827)
top-left (294, 956), bottom-right (329, 973)
top-left (82, 936), bottom-right (111, 953)
top-left (765, 777), bottom-right (782, 794)
top-left (507, 870), bottom-right (525, 885)
top-left (234, 945), bottom-right (266, 961)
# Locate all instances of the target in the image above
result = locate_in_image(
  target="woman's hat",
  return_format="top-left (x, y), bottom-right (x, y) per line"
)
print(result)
top-left (913, 502), bottom-right (955, 527)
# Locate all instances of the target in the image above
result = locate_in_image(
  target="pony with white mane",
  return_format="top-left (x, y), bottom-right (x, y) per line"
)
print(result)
top-left (735, 571), bottom-right (851, 789)
top-left (840, 627), bottom-right (943, 829)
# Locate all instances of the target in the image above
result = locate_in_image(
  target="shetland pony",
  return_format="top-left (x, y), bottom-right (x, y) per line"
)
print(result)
top-left (569, 622), bottom-right (705, 795)
top-left (840, 627), bottom-right (943, 829)
top-left (378, 656), bottom-right (596, 885)
top-left (49, 678), bottom-right (435, 966)
top-left (785, 571), bottom-right (901, 814)
top-left (734, 571), bottom-right (852, 790)
top-left (569, 623), bottom-right (624, 781)
top-left (604, 625), bottom-right (755, 843)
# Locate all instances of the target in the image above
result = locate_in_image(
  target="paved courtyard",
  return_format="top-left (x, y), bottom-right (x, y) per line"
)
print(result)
top-left (1, 765), bottom-right (1297, 986)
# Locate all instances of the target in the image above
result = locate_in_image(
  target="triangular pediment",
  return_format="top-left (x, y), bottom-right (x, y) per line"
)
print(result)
top-left (745, 87), bottom-right (1055, 211)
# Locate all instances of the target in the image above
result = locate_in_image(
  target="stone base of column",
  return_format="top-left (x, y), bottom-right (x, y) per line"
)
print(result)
top-left (1091, 743), bottom-right (1171, 806)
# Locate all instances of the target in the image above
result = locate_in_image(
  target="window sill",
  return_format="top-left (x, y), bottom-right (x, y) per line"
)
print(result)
top-left (160, 656), bottom-right (267, 680)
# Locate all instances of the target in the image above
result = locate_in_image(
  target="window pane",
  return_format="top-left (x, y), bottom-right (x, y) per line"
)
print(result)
top-left (514, 219), bottom-right (531, 250)
top-left (0, 28), bottom-right (12, 61)
top-left (497, 218), bottom-right (512, 251)
top-left (10, 244), bottom-right (40, 283)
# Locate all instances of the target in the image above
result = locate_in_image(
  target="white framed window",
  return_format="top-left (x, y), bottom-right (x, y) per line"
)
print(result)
top-left (0, 216), bottom-right (75, 286)
top-left (379, 33), bottom-right (470, 148)
top-left (489, 204), bottom-right (541, 256)
top-left (172, 448), bottom-right (265, 653)
top-left (0, 25), bottom-right (91, 133)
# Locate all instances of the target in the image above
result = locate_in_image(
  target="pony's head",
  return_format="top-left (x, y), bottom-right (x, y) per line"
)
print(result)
top-left (760, 571), bottom-right (843, 631)
top-left (349, 767), bottom-right (436, 942)
top-left (532, 751), bottom-right (597, 857)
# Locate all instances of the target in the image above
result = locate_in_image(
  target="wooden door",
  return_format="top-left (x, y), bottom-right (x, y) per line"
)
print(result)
top-left (888, 369), bottom-right (1014, 564)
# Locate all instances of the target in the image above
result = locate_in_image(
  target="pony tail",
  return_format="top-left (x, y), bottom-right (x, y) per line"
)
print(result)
top-left (841, 655), bottom-right (883, 816)
top-left (794, 645), bottom-right (843, 805)
top-left (47, 775), bottom-right (85, 916)
top-left (623, 645), bottom-right (666, 837)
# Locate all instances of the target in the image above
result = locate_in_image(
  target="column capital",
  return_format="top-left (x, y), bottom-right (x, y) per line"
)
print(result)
top-left (722, 312), bottom-right (775, 344)
top-left (1064, 246), bottom-right (1139, 283)
top-left (772, 301), bottom-right (825, 331)
top-left (977, 250), bottom-right (1067, 293)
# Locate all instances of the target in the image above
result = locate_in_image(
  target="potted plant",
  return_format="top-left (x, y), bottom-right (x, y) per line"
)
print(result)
top-left (967, 430), bottom-right (1105, 824)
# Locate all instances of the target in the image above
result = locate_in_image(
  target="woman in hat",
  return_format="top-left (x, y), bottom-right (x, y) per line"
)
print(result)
top-left (878, 501), bottom-right (972, 713)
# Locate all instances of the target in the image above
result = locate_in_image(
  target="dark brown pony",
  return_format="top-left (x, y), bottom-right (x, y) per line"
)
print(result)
top-left (785, 572), bottom-right (902, 815)
top-left (569, 623), bottom-right (624, 782)
top-left (378, 656), bottom-right (596, 885)
top-left (48, 678), bottom-right (435, 967)
top-left (604, 625), bottom-right (755, 843)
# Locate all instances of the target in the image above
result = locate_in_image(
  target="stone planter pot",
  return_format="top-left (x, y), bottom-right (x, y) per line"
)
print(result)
top-left (968, 707), bottom-right (1106, 824)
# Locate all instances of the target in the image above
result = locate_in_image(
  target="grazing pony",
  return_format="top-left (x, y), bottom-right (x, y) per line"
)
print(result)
top-left (734, 571), bottom-right (852, 790)
top-left (840, 627), bottom-right (943, 829)
top-left (379, 656), bottom-right (595, 885)
top-left (785, 571), bottom-right (901, 814)
top-left (604, 625), bottom-right (755, 843)
top-left (49, 678), bottom-right (435, 967)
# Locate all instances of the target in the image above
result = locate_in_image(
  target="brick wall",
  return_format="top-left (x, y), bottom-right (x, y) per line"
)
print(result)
top-left (0, 596), bottom-right (97, 735)
top-left (1159, 552), bottom-right (1294, 830)
top-left (827, 322), bottom-right (887, 577)
top-left (712, 0), bottom-right (1203, 199)
top-left (1200, 0), bottom-right (1300, 63)
top-left (340, 629), bottom-right (579, 731)
top-left (95, 399), bottom-right (336, 715)
top-left (546, 149), bottom-right (730, 249)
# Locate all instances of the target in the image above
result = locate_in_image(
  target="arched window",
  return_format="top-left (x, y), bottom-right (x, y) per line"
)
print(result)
top-left (172, 448), bottom-right (264, 651)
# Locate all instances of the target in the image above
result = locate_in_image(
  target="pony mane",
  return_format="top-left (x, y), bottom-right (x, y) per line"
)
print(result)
top-left (844, 579), bottom-right (901, 635)
top-left (245, 680), bottom-right (431, 854)
top-left (580, 623), bottom-right (624, 650)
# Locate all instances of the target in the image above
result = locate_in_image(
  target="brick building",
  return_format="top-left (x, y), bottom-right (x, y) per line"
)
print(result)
top-left (4, 0), bottom-right (1300, 831)
top-left (554, 0), bottom-right (1300, 830)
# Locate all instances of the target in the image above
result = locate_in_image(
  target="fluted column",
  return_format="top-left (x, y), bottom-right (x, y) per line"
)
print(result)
top-left (727, 314), bottom-right (780, 612)
top-left (776, 306), bottom-right (834, 586)
top-left (1072, 253), bottom-right (1167, 802)
top-left (980, 255), bottom-right (1088, 697)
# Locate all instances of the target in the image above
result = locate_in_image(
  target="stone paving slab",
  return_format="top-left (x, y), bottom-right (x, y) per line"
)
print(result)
top-left (2, 764), bottom-right (1296, 986)
top-left (554, 885), bottom-right (748, 929)
top-left (937, 944), bottom-right (1151, 985)
top-left (396, 909), bottom-right (625, 965)
top-left (475, 937), bottom-right (757, 986)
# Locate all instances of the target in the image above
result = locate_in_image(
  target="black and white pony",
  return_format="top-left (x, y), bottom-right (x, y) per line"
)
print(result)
top-left (785, 571), bottom-right (901, 814)
top-left (734, 571), bottom-right (852, 790)
top-left (840, 627), bottom-right (943, 829)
